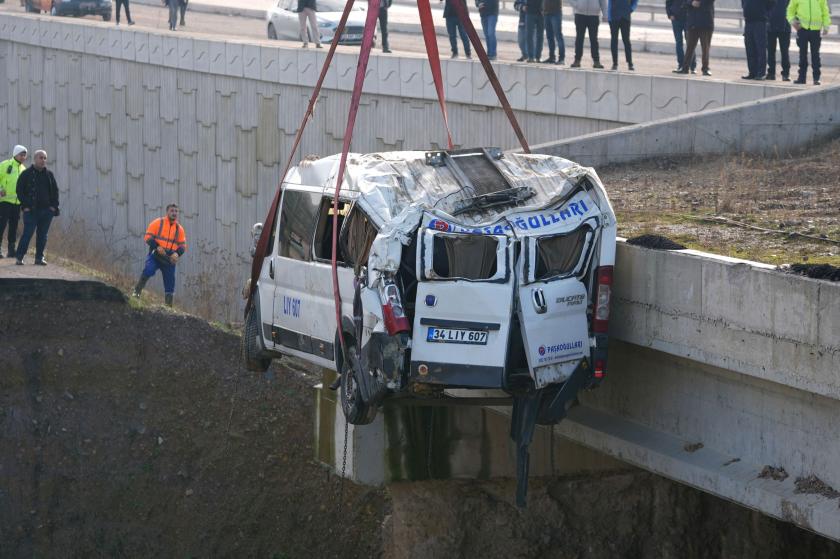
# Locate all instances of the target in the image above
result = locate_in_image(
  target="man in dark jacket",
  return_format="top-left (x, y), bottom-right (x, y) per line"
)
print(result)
top-left (380, 0), bottom-right (392, 53)
top-left (14, 150), bottom-right (59, 266)
top-left (766, 0), bottom-right (790, 79)
top-left (666, 0), bottom-right (696, 72)
top-left (443, 0), bottom-right (472, 58)
top-left (524, 0), bottom-right (545, 62)
top-left (476, 0), bottom-right (499, 59)
top-left (742, 0), bottom-right (774, 79)
top-left (608, 0), bottom-right (638, 70)
top-left (542, 0), bottom-right (565, 63)
top-left (678, 0), bottom-right (715, 76)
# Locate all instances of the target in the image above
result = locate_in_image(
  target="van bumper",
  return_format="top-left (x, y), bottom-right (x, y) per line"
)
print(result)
top-left (409, 361), bottom-right (505, 389)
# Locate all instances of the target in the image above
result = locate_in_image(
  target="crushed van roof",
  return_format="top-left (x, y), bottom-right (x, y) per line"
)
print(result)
top-left (286, 151), bottom-right (597, 227)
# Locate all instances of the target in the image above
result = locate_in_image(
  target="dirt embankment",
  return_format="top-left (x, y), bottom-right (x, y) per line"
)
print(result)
top-left (2, 292), bottom-right (839, 558)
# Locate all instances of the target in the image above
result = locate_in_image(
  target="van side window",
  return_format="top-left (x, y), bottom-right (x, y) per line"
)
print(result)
top-left (278, 190), bottom-right (320, 261)
top-left (313, 197), bottom-right (351, 263)
top-left (341, 206), bottom-right (379, 274)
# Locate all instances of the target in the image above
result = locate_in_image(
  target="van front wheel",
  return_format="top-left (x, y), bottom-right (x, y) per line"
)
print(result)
top-left (243, 307), bottom-right (272, 372)
top-left (338, 340), bottom-right (377, 425)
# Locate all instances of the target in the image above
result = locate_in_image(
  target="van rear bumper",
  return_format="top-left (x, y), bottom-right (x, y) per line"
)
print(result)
top-left (409, 361), bottom-right (505, 389)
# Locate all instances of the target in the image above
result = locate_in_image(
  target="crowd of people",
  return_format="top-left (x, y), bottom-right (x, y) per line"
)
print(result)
top-left (436, 0), bottom-right (831, 83)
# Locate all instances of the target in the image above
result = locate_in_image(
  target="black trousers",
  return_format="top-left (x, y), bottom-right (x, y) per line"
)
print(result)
top-left (379, 9), bottom-right (389, 51)
top-left (684, 28), bottom-right (712, 72)
top-left (574, 13), bottom-right (600, 62)
top-left (796, 28), bottom-right (821, 81)
top-left (115, 0), bottom-right (132, 23)
top-left (0, 201), bottom-right (20, 255)
top-left (609, 16), bottom-right (632, 65)
top-left (767, 31), bottom-right (790, 77)
top-left (744, 21), bottom-right (767, 77)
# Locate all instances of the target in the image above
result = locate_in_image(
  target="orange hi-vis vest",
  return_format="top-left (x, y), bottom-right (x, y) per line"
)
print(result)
top-left (145, 217), bottom-right (187, 254)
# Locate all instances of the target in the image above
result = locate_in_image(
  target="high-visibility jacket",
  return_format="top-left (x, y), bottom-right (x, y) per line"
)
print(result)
top-left (144, 217), bottom-right (187, 255)
top-left (787, 0), bottom-right (831, 30)
top-left (0, 157), bottom-right (25, 204)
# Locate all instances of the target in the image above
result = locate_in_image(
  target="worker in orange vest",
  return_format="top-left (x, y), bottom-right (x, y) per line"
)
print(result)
top-left (132, 204), bottom-right (187, 306)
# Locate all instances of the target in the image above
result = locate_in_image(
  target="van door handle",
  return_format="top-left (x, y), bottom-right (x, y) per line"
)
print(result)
top-left (269, 259), bottom-right (275, 279)
top-left (532, 289), bottom-right (547, 314)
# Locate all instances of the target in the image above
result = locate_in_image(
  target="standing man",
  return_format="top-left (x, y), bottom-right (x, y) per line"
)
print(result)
top-left (164, 0), bottom-right (178, 30)
top-left (379, 0), bottom-right (392, 53)
top-left (515, 0), bottom-right (529, 61)
top-left (15, 150), bottom-right (59, 266)
top-left (766, 0), bottom-right (791, 80)
top-left (179, 0), bottom-right (188, 26)
top-left (542, 0), bottom-right (566, 64)
top-left (0, 145), bottom-right (27, 259)
top-left (787, 0), bottom-right (830, 85)
top-left (741, 0), bottom-right (773, 79)
top-left (133, 204), bottom-right (187, 307)
top-left (569, 0), bottom-right (608, 68)
top-left (678, 0), bottom-right (715, 76)
top-left (115, 0), bottom-right (135, 26)
top-left (667, 0), bottom-right (696, 72)
top-left (524, 0), bottom-right (545, 63)
top-left (443, 0), bottom-right (472, 59)
top-left (297, 0), bottom-right (321, 48)
top-left (608, 0), bottom-right (638, 70)
top-left (476, 0), bottom-right (499, 60)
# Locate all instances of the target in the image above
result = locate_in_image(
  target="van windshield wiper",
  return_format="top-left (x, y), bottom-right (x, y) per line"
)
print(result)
top-left (452, 186), bottom-right (535, 216)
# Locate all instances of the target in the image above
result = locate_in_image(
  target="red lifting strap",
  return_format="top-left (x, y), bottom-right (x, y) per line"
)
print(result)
top-left (417, 0), bottom-right (454, 150)
top-left (245, 0), bottom-right (358, 318)
top-left (449, 0), bottom-right (530, 153)
top-left (329, 0), bottom-right (382, 352)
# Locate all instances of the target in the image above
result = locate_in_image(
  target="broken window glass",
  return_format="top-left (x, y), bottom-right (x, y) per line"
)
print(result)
top-left (341, 207), bottom-right (378, 274)
top-left (432, 234), bottom-right (498, 280)
top-left (534, 228), bottom-right (588, 280)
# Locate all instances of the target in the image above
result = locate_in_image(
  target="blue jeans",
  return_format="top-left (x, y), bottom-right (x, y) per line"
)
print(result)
top-left (480, 13), bottom-right (498, 58)
top-left (16, 208), bottom-right (53, 262)
top-left (545, 13), bottom-right (565, 61)
top-left (525, 12), bottom-right (544, 60)
top-left (671, 18), bottom-right (695, 70)
top-left (445, 15), bottom-right (470, 56)
top-left (142, 252), bottom-right (177, 294)
top-left (517, 11), bottom-right (527, 57)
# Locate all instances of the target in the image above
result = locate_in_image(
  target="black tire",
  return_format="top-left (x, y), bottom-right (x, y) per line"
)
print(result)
top-left (244, 306), bottom-right (272, 372)
top-left (337, 337), bottom-right (377, 425)
top-left (267, 23), bottom-right (277, 40)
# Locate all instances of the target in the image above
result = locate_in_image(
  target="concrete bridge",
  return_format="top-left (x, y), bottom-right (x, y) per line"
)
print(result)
top-left (1, 10), bottom-right (839, 544)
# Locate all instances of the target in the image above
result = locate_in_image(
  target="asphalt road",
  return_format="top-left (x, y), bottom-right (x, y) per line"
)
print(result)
top-left (1, 2), bottom-right (836, 85)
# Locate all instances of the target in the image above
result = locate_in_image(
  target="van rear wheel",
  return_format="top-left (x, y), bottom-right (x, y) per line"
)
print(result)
top-left (339, 340), bottom-right (377, 425)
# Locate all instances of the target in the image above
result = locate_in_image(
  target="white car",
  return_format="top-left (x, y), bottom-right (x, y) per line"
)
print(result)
top-left (266, 0), bottom-right (373, 45)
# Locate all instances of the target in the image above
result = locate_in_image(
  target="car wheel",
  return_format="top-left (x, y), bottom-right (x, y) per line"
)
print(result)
top-left (338, 337), bottom-right (377, 426)
top-left (267, 23), bottom-right (277, 40)
top-left (243, 305), bottom-right (272, 372)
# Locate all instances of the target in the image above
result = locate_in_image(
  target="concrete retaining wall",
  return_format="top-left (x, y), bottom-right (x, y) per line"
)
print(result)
top-left (0, 12), bottom-right (799, 317)
top-left (532, 84), bottom-right (840, 166)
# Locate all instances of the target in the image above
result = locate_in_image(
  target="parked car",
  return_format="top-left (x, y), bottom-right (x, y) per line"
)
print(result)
top-left (25, 0), bottom-right (112, 20)
top-left (266, 0), bottom-right (373, 45)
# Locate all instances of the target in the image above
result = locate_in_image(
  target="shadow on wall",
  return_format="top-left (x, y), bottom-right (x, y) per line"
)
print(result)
top-left (48, 220), bottom-right (244, 323)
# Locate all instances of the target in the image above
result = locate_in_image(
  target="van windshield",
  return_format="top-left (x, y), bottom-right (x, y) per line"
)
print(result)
top-left (432, 234), bottom-right (498, 280)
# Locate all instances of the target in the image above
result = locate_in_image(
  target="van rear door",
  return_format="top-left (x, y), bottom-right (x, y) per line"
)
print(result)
top-left (410, 223), bottom-right (513, 389)
top-left (515, 198), bottom-right (600, 389)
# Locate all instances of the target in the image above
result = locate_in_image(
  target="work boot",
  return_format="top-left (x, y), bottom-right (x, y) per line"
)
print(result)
top-left (133, 275), bottom-right (149, 297)
top-left (165, 294), bottom-right (174, 307)
top-left (570, 58), bottom-right (581, 68)
top-left (592, 61), bottom-right (604, 69)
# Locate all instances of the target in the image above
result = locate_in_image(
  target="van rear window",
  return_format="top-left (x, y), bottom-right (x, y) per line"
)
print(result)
top-left (534, 228), bottom-right (588, 280)
top-left (432, 234), bottom-right (498, 280)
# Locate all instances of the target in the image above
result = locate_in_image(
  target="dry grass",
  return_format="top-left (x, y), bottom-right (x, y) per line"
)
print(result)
top-left (600, 138), bottom-right (840, 266)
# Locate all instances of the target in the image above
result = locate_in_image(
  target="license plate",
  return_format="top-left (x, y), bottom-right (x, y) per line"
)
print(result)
top-left (343, 33), bottom-right (361, 40)
top-left (426, 327), bottom-right (488, 345)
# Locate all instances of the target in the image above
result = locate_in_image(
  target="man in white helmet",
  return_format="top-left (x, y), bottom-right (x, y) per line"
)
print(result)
top-left (0, 145), bottom-right (27, 258)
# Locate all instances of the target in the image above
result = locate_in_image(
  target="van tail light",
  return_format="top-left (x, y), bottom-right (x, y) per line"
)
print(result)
top-left (594, 359), bottom-right (606, 379)
top-left (593, 265), bottom-right (613, 334)
top-left (379, 281), bottom-right (411, 335)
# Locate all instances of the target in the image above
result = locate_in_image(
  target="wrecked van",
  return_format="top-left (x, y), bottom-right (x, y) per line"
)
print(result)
top-left (243, 148), bottom-right (616, 499)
